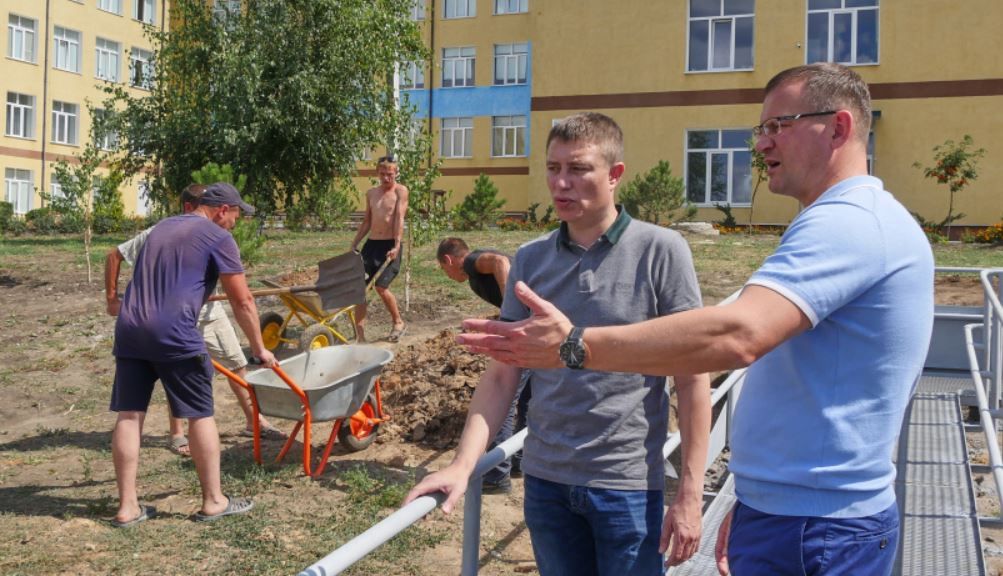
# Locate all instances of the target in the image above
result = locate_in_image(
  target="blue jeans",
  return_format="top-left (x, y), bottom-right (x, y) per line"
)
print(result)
top-left (728, 500), bottom-right (900, 575)
top-left (523, 474), bottom-right (664, 576)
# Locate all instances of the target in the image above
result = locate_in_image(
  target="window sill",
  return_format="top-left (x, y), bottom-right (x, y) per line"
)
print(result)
top-left (3, 134), bottom-right (37, 141)
top-left (6, 56), bottom-right (39, 66)
top-left (54, 67), bottom-right (82, 76)
top-left (493, 11), bottom-right (529, 16)
top-left (691, 203), bottom-right (752, 208)
top-left (685, 67), bottom-right (755, 75)
top-left (50, 141), bottom-right (81, 148)
top-left (492, 82), bottom-right (528, 87)
top-left (491, 155), bottom-right (527, 159)
top-left (98, 9), bottom-right (124, 17)
top-left (442, 15), bottom-right (477, 20)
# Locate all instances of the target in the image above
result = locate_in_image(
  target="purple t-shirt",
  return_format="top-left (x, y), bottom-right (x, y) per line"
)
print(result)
top-left (114, 214), bottom-right (243, 361)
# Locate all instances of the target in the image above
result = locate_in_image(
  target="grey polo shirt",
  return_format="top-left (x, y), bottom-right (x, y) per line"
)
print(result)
top-left (500, 208), bottom-right (702, 490)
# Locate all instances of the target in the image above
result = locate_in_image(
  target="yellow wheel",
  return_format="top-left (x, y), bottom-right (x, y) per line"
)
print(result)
top-left (259, 312), bottom-right (285, 351)
top-left (300, 323), bottom-right (335, 351)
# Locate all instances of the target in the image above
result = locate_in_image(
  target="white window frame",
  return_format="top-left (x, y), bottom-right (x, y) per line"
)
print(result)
top-left (399, 61), bottom-right (425, 89)
top-left (133, 0), bottom-right (156, 25)
top-left (687, 0), bottom-right (755, 72)
top-left (98, 0), bottom-right (123, 15)
top-left (53, 26), bottom-right (82, 73)
top-left (6, 92), bottom-right (35, 139)
top-left (51, 101), bottom-right (79, 145)
top-left (50, 175), bottom-right (65, 202)
top-left (440, 117), bottom-right (473, 158)
top-left (8, 14), bottom-right (37, 63)
top-left (129, 47), bottom-right (154, 89)
top-left (4, 168), bottom-right (33, 215)
top-left (93, 108), bottom-right (119, 151)
top-left (443, 0), bottom-right (476, 19)
top-left (95, 37), bottom-right (120, 81)
top-left (212, 0), bottom-right (241, 27)
top-left (685, 128), bottom-right (754, 207)
top-left (492, 115), bottom-right (526, 157)
top-left (410, 0), bottom-right (425, 20)
top-left (442, 46), bottom-right (475, 88)
top-left (494, 0), bottom-right (528, 15)
top-left (806, 0), bottom-right (879, 66)
top-left (493, 43), bottom-right (528, 85)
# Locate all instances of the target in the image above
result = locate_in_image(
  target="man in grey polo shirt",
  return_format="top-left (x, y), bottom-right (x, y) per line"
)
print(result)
top-left (406, 112), bottom-right (711, 574)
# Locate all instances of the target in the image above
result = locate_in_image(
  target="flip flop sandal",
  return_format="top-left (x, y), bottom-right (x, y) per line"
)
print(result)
top-left (387, 325), bottom-right (407, 342)
top-left (169, 435), bottom-right (190, 457)
top-left (194, 495), bottom-right (254, 522)
top-left (111, 504), bottom-right (156, 528)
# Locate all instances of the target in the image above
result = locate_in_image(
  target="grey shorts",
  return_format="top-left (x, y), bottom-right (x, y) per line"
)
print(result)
top-left (200, 315), bottom-right (247, 371)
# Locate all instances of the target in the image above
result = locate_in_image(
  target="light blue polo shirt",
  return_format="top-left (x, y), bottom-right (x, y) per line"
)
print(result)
top-left (731, 175), bottom-right (934, 518)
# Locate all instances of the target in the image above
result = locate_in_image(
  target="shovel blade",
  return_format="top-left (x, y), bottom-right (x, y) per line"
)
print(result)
top-left (315, 252), bottom-right (367, 310)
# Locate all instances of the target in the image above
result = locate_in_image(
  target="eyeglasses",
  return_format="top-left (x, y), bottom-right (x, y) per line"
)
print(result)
top-left (752, 110), bottom-right (837, 138)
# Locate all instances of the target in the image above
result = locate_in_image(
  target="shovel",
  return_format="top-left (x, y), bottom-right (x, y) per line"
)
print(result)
top-left (210, 251), bottom-right (383, 311)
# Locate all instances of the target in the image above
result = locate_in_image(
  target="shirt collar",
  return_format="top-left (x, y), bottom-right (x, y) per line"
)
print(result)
top-left (556, 205), bottom-right (633, 250)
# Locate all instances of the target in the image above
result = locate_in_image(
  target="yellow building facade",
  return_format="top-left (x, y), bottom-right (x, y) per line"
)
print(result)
top-left (369, 0), bottom-right (1003, 227)
top-left (2, 0), bottom-right (166, 217)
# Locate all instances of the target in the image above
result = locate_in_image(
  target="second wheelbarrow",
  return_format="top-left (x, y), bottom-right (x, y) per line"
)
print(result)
top-left (214, 345), bottom-right (394, 478)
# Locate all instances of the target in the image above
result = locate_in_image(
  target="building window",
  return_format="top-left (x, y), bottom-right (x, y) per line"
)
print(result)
top-left (686, 129), bottom-right (753, 206)
top-left (130, 47), bottom-right (154, 89)
top-left (51, 101), bottom-right (79, 145)
top-left (96, 38), bottom-right (120, 81)
top-left (807, 0), bottom-right (879, 65)
top-left (440, 117), bottom-right (472, 158)
top-left (98, 0), bottom-right (123, 15)
top-left (50, 175), bottom-right (65, 202)
top-left (442, 47), bottom-right (475, 88)
top-left (133, 0), bottom-right (156, 25)
top-left (495, 0), bottom-right (528, 14)
top-left (8, 14), bottom-right (37, 63)
top-left (94, 109), bottom-right (119, 151)
top-left (212, 0), bottom-right (241, 27)
top-left (5, 92), bottom-right (35, 139)
top-left (492, 115), bottom-right (526, 157)
top-left (4, 168), bottom-right (33, 215)
top-left (400, 61), bottom-right (425, 89)
top-left (410, 0), bottom-right (425, 20)
top-left (443, 0), bottom-right (475, 19)
top-left (494, 43), bottom-right (528, 85)
top-left (688, 0), bottom-right (754, 72)
top-left (53, 26), bottom-right (82, 73)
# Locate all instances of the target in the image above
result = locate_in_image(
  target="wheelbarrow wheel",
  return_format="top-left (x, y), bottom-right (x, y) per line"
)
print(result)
top-left (338, 392), bottom-right (380, 452)
top-left (301, 323), bottom-right (335, 351)
top-left (259, 312), bottom-right (286, 351)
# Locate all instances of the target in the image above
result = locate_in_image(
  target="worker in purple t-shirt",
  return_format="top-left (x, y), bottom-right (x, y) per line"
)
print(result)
top-left (109, 182), bottom-right (276, 527)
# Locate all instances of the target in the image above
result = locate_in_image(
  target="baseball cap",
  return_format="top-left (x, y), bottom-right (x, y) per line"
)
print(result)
top-left (200, 182), bottom-right (256, 215)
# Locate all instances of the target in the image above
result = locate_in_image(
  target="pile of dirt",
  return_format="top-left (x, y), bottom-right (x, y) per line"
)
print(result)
top-left (274, 267), bottom-right (318, 287)
top-left (379, 329), bottom-right (487, 449)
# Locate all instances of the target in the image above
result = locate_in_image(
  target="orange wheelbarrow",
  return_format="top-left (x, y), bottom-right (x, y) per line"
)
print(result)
top-left (214, 345), bottom-right (393, 478)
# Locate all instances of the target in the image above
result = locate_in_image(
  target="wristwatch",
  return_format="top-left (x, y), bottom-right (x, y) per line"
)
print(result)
top-left (559, 326), bottom-right (587, 369)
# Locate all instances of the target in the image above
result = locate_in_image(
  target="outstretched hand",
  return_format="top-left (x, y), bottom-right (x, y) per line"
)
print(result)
top-left (661, 491), bottom-right (703, 567)
top-left (457, 282), bottom-right (572, 369)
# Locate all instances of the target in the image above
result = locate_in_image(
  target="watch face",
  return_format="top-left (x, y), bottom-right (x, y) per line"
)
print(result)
top-left (560, 340), bottom-right (585, 368)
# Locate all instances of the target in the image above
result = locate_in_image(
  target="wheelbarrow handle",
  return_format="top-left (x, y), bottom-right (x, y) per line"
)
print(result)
top-left (207, 285), bottom-right (319, 302)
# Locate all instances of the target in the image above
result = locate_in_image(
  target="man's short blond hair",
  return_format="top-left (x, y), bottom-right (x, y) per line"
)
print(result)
top-left (546, 112), bottom-right (624, 167)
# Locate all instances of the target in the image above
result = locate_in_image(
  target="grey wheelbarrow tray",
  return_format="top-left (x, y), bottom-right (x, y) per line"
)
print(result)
top-left (216, 345), bottom-right (394, 478)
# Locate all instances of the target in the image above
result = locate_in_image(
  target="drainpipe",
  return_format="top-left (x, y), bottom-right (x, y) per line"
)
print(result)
top-left (40, 0), bottom-right (52, 206)
top-left (427, 0), bottom-right (435, 169)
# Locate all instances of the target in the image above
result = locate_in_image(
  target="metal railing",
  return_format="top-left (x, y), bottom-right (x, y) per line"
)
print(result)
top-left (963, 269), bottom-right (1003, 526)
top-left (299, 367), bottom-right (748, 576)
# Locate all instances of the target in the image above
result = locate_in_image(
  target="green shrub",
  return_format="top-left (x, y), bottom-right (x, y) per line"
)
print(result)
top-left (284, 180), bottom-right (356, 232)
top-left (451, 174), bottom-right (505, 231)
top-left (618, 160), bottom-right (695, 225)
top-left (25, 207), bottom-right (60, 234)
top-left (714, 203), bottom-right (738, 228)
top-left (231, 218), bottom-right (266, 266)
top-left (0, 202), bottom-right (13, 233)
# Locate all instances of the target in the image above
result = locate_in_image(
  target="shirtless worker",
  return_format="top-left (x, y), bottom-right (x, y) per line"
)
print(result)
top-left (350, 154), bottom-right (409, 343)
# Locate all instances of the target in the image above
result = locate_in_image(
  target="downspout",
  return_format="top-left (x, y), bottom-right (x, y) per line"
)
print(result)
top-left (40, 0), bottom-right (52, 206)
top-left (427, 0), bottom-right (435, 169)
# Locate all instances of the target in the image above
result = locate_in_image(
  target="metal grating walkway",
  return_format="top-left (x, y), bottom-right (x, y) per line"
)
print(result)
top-left (669, 374), bottom-right (985, 575)
top-left (893, 373), bottom-right (985, 576)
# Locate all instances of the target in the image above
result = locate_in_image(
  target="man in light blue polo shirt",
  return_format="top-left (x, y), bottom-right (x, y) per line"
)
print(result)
top-left (459, 63), bottom-right (934, 576)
